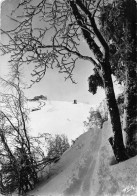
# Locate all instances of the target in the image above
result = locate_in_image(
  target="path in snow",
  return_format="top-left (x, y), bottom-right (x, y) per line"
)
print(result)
top-left (64, 128), bottom-right (102, 196)
top-left (28, 126), bottom-right (102, 196)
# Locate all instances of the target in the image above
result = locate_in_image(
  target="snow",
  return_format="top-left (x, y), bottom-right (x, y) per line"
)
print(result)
top-left (27, 120), bottom-right (137, 196)
top-left (28, 100), bottom-right (92, 143)
top-left (1, 100), bottom-right (136, 196)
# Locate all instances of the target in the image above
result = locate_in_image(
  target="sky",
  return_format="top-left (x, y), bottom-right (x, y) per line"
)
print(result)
top-left (0, 0), bottom-right (122, 106)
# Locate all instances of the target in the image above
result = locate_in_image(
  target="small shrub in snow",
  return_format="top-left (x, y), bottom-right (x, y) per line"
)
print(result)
top-left (84, 107), bottom-right (108, 129)
top-left (47, 134), bottom-right (70, 160)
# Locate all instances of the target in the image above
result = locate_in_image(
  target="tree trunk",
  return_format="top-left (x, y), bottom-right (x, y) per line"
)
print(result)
top-left (123, 0), bottom-right (137, 156)
top-left (101, 62), bottom-right (128, 162)
top-left (123, 65), bottom-right (137, 156)
top-left (69, 0), bottom-right (129, 162)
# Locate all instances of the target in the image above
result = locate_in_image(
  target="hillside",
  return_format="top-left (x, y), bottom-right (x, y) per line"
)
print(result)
top-left (28, 100), bottom-right (92, 143)
top-left (27, 121), bottom-right (137, 196)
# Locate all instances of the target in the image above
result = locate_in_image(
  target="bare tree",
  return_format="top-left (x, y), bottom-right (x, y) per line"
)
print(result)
top-left (0, 76), bottom-right (38, 195)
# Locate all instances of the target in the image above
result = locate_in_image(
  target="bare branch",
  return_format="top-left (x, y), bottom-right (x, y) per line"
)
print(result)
top-left (0, 0), bottom-right (102, 85)
top-left (93, 0), bottom-right (102, 17)
top-left (76, 0), bottom-right (109, 57)
top-left (69, 0), bottom-right (103, 62)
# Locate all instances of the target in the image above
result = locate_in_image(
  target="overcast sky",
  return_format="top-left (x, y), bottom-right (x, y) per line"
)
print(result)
top-left (0, 0), bottom-right (122, 106)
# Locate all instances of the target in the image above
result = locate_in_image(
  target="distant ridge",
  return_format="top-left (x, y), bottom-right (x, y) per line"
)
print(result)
top-left (28, 95), bottom-right (47, 102)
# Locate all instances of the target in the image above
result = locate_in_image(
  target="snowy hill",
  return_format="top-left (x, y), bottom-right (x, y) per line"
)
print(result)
top-left (28, 100), bottom-right (92, 143)
top-left (27, 121), bottom-right (137, 196)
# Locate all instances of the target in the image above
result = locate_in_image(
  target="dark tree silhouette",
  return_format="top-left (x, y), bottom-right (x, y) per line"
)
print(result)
top-left (99, 0), bottom-right (137, 156)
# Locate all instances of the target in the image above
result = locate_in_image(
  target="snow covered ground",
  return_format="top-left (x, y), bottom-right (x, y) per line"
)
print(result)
top-left (27, 119), bottom-right (137, 196)
top-left (1, 100), bottom-right (136, 196)
top-left (28, 100), bottom-right (92, 143)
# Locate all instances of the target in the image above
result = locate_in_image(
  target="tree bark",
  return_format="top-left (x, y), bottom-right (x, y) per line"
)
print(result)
top-left (124, 66), bottom-right (137, 156)
top-left (123, 0), bottom-right (137, 156)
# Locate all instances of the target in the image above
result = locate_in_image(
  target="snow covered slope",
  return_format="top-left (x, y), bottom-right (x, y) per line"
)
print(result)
top-left (28, 121), bottom-right (137, 196)
top-left (28, 100), bottom-right (91, 142)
